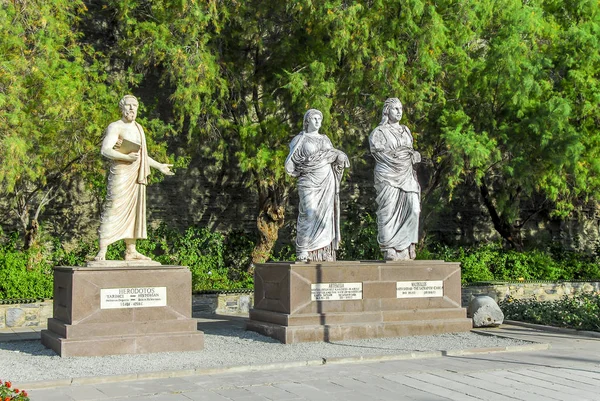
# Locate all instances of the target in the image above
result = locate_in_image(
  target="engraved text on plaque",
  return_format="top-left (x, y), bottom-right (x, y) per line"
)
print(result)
top-left (311, 283), bottom-right (363, 301)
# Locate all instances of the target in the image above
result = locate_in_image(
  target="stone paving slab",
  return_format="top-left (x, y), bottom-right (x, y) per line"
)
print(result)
top-left (0, 325), bottom-right (43, 342)
top-left (432, 370), bottom-right (536, 401)
top-left (24, 363), bottom-right (600, 401)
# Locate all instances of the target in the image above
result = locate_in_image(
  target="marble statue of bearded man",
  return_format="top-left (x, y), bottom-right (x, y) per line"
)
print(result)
top-left (285, 109), bottom-right (350, 262)
top-left (93, 95), bottom-right (174, 262)
top-left (369, 98), bottom-right (421, 260)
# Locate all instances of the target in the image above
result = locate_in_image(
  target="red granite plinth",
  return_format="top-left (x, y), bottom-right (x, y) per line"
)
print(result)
top-left (246, 261), bottom-right (472, 343)
top-left (41, 265), bottom-right (204, 357)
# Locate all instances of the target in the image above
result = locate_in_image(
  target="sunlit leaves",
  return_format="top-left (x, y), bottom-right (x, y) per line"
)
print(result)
top-left (0, 0), bottom-right (127, 234)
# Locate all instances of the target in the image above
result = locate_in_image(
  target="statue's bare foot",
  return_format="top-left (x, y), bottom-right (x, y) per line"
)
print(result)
top-left (125, 250), bottom-right (152, 261)
top-left (93, 253), bottom-right (106, 261)
top-left (297, 251), bottom-right (309, 262)
top-left (384, 248), bottom-right (409, 261)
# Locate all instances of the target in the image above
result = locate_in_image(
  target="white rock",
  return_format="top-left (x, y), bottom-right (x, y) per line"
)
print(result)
top-left (468, 295), bottom-right (504, 327)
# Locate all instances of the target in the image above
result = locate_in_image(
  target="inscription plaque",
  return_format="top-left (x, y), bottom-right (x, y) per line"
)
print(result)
top-left (100, 287), bottom-right (167, 309)
top-left (311, 283), bottom-right (363, 301)
top-left (396, 281), bottom-right (443, 298)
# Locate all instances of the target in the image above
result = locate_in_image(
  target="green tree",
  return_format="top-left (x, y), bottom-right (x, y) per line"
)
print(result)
top-left (0, 0), bottom-right (178, 248)
top-left (94, 0), bottom-right (519, 262)
top-left (215, 0), bottom-right (461, 263)
top-left (0, 0), bottom-right (123, 247)
top-left (10, 0), bottom-right (597, 261)
top-left (435, 0), bottom-right (600, 248)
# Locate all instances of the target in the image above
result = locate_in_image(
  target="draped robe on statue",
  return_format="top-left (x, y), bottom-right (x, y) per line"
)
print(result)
top-left (285, 132), bottom-right (346, 261)
top-left (369, 124), bottom-right (420, 255)
top-left (98, 122), bottom-right (151, 245)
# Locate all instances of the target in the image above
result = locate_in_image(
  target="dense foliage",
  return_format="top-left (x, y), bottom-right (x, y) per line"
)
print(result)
top-left (0, 231), bottom-right (53, 299)
top-left (425, 242), bottom-right (600, 283)
top-left (0, 226), bottom-right (253, 299)
top-left (2, 218), bottom-right (600, 299)
top-left (3, 0), bottom-right (599, 261)
top-left (1, 1), bottom-right (121, 248)
top-left (500, 293), bottom-right (600, 332)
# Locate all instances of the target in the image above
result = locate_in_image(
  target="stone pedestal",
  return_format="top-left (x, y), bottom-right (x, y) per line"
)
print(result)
top-left (41, 265), bottom-right (204, 357)
top-left (247, 260), bottom-right (472, 343)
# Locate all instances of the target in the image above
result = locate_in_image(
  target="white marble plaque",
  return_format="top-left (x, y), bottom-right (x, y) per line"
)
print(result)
top-left (100, 287), bottom-right (167, 309)
top-left (311, 283), bottom-right (363, 301)
top-left (396, 281), bottom-right (443, 298)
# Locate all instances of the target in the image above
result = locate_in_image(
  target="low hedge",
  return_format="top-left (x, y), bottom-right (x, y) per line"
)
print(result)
top-left (0, 226), bottom-right (254, 299)
top-left (499, 293), bottom-right (600, 332)
top-left (2, 227), bottom-right (600, 299)
top-left (422, 243), bottom-right (600, 284)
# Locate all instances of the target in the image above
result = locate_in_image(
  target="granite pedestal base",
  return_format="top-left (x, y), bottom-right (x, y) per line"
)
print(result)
top-left (41, 265), bottom-right (204, 357)
top-left (247, 261), bottom-right (472, 343)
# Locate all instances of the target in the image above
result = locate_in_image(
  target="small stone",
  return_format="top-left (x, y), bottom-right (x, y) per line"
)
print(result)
top-left (6, 308), bottom-right (26, 327)
top-left (239, 295), bottom-right (251, 313)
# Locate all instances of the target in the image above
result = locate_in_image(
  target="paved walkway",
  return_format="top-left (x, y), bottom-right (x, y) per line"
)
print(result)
top-left (0, 326), bottom-right (42, 342)
top-left (11, 322), bottom-right (600, 401)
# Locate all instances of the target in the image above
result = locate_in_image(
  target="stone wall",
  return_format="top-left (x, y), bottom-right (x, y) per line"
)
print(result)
top-left (462, 280), bottom-right (600, 307)
top-left (5, 283), bottom-right (600, 329)
top-left (0, 300), bottom-right (53, 329)
top-left (0, 292), bottom-right (254, 330)
top-left (192, 292), bottom-right (254, 315)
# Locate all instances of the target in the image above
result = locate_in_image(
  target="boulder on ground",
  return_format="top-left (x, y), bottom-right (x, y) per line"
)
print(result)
top-left (467, 295), bottom-right (504, 327)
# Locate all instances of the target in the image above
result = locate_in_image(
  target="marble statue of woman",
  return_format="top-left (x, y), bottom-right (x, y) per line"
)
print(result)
top-left (92, 95), bottom-right (174, 262)
top-left (285, 109), bottom-right (350, 262)
top-left (369, 98), bottom-right (421, 260)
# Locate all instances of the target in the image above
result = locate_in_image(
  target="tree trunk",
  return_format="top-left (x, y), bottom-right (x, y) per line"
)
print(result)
top-left (479, 183), bottom-right (522, 250)
top-left (251, 186), bottom-right (287, 269)
top-left (24, 219), bottom-right (39, 250)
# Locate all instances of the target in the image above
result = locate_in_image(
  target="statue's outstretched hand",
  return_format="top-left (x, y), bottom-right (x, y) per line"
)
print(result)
top-left (412, 151), bottom-right (421, 164)
top-left (159, 163), bottom-right (175, 175)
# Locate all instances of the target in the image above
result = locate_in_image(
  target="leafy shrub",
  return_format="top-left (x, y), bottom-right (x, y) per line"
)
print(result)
top-left (0, 241), bottom-right (53, 299)
top-left (499, 293), bottom-right (600, 332)
top-left (270, 243), bottom-right (297, 262)
top-left (338, 201), bottom-right (381, 260)
top-left (0, 225), bottom-right (254, 299)
top-left (428, 242), bottom-right (600, 283)
top-left (223, 230), bottom-right (255, 278)
top-left (126, 225), bottom-right (253, 291)
top-left (4, 221), bottom-right (600, 299)
top-left (549, 243), bottom-right (600, 280)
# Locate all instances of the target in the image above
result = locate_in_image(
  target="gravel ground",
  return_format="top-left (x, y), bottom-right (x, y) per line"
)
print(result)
top-left (0, 316), bottom-right (531, 383)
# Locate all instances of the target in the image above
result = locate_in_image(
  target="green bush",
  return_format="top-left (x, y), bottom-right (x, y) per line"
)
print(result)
top-left (499, 293), bottom-right (600, 332)
top-left (148, 226), bottom-right (253, 291)
top-left (0, 238), bottom-right (53, 299)
top-left (3, 221), bottom-right (600, 299)
top-left (0, 225), bottom-right (254, 299)
top-left (428, 242), bottom-right (600, 283)
top-left (338, 201), bottom-right (381, 261)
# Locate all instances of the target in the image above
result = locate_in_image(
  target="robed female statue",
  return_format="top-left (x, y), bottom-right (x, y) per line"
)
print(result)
top-left (369, 98), bottom-right (421, 260)
top-left (285, 109), bottom-right (350, 262)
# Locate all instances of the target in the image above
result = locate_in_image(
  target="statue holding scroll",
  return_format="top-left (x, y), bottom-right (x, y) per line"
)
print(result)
top-left (93, 95), bottom-right (174, 262)
top-left (285, 109), bottom-right (350, 262)
top-left (369, 98), bottom-right (421, 260)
